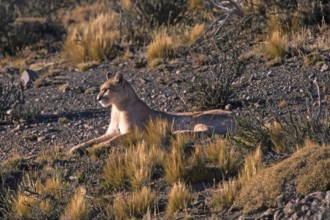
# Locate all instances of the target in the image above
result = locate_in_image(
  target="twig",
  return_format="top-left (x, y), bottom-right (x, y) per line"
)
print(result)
top-left (190, 0), bottom-right (246, 46)
top-left (313, 78), bottom-right (322, 122)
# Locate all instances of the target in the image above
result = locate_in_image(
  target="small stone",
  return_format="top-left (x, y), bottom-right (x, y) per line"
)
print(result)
top-left (20, 69), bottom-right (38, 88)
top-left (325, 191), bottom-right (330, 206)
top-left (308, 192), bottom-right (325, 201)
top-left (267, 71), bottom-right (274, 77)
top-left (238, 216), bottom-right (254, 220)
top-left (23, 134), bottom-right (37, 141)
top-left (301, 204), bottom-right (310, 212)
top-left (260, 208), bottom-right (275, 218)
top-left (11, 125), bottom-right (22, 132)
top-left (320, 63), bottom-right (329, 72)
top-left (58, 117), bottom-right (70, 124)
top-left (59, 83), bottom-right (70, 93)
top-left (284, 201), bottom-right (296, 215)
top-left (84, 87), bottom-right (98, 94)
top-left (291, 211), bottom-right (303, 220)
top-left (6, 109), bottom-right (13, 115)
top-left (225, 104), bottom-right (233, 111)
top-left (37, 135), bottom-right (48, 142)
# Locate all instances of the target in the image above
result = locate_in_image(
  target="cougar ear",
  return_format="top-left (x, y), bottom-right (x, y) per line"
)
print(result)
top-left (106, 72), bottom-right (112, 79)
top-left (114, 72), bottom-right (123, 84)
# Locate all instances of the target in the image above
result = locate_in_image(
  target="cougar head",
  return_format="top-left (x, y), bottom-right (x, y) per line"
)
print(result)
top-left (97, 72), bottom-right (125, 107)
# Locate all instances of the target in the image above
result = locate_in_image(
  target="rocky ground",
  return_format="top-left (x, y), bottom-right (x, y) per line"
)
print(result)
top-left (0, 47), bottom-right (330, 219)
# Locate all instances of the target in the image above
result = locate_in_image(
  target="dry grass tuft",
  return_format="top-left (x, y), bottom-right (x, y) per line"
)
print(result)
top-left (63, 13), bottom-right (120, 64)
top-left (184, 23), bottom-right (205, 44)
top-left (239, 147), bottom-right (263, 183)
top-left (144, 118), bottom-right (172, 147)
top-left (104, 139), bottom-right (164, 190)
top-left (213, 178), bottom-right (240, 207)
top-left (43, 176), bottom-right (63, 199)
top-left (188, 0), bottom-right (203, 10)
top-left (147, 30), bottom-right (176, 65)
top-left (125, 141), bottom-right (160, 189)
top-left (63, 187), bottom-right (91, 220)
top-left (10, 173), bottom-right (64, 217)
top-left (110, 187), bottom-right (156, 219)
top-left (103, 149), bottom-right (126, 189)
top-left (12, 191), bottom-right (36, 218)
top-left (204, 138), bottom-right (241, 176)
top-left (164, 135), bottom-right (191, 184)
top-left (166, 182), bottom-right (191, 217)
top-left (263, 31), bottom-right (288, 59)
top-left (234, 143), bottom-right (330, 214)
top-left (265, 121), bottom-right (286, 153)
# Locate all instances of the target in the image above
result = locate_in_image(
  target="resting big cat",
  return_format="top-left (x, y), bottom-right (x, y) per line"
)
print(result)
top-left (70, 72), bottom-right (235, 154)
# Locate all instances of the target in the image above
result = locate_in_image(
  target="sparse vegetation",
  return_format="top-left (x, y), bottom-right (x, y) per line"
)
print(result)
top-left (166, 182), bottom-right (191, 217)
top-left (262, 31), bottom-right (288, 60)
top-left (63, 187), bottom-right (91, 220)
top-left (63, 13), bottom-right (120, 64)
top-left (109, 187), bottom-right (156, 219)
top-left (0, 80), bottom-right (40, 123)
top-left (147, 30), bottom-right (177, 65)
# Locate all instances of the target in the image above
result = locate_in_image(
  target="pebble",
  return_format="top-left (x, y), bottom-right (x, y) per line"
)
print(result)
top-left (37, 135), bottom-right (48, 142)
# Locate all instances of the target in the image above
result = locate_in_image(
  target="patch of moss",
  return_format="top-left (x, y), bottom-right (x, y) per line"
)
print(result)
top-left (234, 143), bottom-right (330, 214)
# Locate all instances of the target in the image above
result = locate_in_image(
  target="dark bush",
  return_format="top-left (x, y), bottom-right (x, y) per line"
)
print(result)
top-left (0, 81), bottom-right (40, 123)
top-left (186, 46), bottom-right (245, 110)
top-left (118, 0), bottom-right (189, 45)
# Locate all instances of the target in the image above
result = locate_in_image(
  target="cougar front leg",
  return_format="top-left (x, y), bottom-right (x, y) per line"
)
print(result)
top-left (70, 134), bottom-right (113, 154)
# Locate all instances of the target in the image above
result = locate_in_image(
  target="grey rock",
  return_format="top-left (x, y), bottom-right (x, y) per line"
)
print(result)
top-left (37, 135), bottom-right (48, 142)
top-left (308, 192), bottom-right (325, 201)
top-left (320, 64), bottom-right (328, 72)
top-left (20, 69), bottom-right (38, 88)
top-left (325, 191), bottom-right (330, 207)
top-left (225, 104), bottom-right (233, 111)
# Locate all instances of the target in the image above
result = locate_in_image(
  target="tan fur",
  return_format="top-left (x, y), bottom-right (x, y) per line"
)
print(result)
top-left (69, 72), bottom-right (235, 154)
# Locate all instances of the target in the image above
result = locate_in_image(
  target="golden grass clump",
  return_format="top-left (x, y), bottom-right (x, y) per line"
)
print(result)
top-left (239, 146), bottom-right (263, 183)
top-left (125, 141), bottom-right (162, 189)
top-left (234, 143), bottom-right (330, 214)
top-left (184, 23), bottom-right (205, 44)
top-left (103, 149), bottom-right (126, 189)
top-left (11, 173), bottom-right (65, 217)
top-left (188, 0), bottom-right (203, 10)
top-left (63, 13), bottom-right (120, 64)
top-left (144, 118), bottom-right (172, 147)
top-left (166, 182), bottom-right (191, 217)
top-left (204, 138), bottom-right (241, 176)
top-left (104, 140), bottom-right (164, 189)
top-left (164, 135), bottom-right (190, 184)
top-left (110, 187), bottom-right (156, 219)
top-left (12, 192), bottom-right (36, 218)
top-left (147, 30), bottom-right (177, 65)
top-left (63, 187), bottom-right (91, 220)
top-left (265, 121), bottom-right (286, 153)
top-left (213, 178), bottom-right (240, 206)
top-left (262, 30), bottom-right (288, 59)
